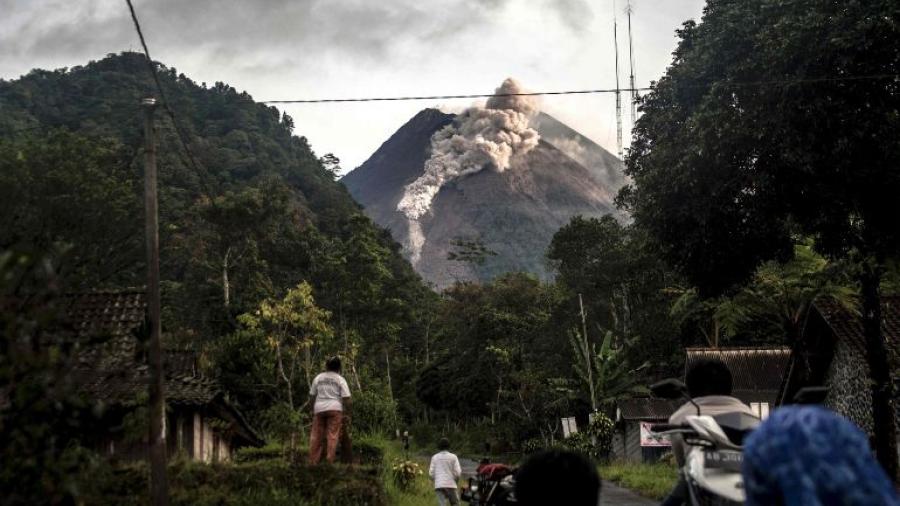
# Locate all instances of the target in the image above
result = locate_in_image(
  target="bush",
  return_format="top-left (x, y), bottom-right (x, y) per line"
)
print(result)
top-left (81, 459), bottom-right (387, 506)
top-left (390, 459), bottom-right (424, 492)
top-left (586, 413), bottom-right (615, 459)
top-left (352, 388), bottom-right (397, 435)
top-left (521, 437), bottom-right (544, 455)
top-left (233, 444), bottom-right (285, 463)
top-left (354, 441), bottom-right (385, 467)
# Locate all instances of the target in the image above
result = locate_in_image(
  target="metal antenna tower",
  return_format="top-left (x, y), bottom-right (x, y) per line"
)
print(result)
top-left (613, 0), bottom-right (623, 158)
top-left (626, 0), bottom-right (638, 125)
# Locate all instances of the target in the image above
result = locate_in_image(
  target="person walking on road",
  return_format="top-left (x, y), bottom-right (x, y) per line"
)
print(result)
top-left (308, 356), bottom-right (351, 464)
top-left (429, 437), bottom-right (462, 506)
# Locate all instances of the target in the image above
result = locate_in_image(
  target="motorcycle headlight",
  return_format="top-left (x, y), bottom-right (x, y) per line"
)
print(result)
top-left (470, 485), bottom-right (478, 492)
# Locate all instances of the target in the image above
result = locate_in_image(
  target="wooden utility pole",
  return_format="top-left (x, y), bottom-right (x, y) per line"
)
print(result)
top-left (143, 97), bottom-right (169, 506)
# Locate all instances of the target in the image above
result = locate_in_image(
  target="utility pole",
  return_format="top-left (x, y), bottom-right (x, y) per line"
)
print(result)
top-left (626, 0), bottom-right (638, 125)
top-left (613, 0), bottom-right (624, 159)
top-left (142, 97), bottom-right (169, 506)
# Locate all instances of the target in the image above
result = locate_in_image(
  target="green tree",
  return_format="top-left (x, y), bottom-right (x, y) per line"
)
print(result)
top-left (548, 216), bottom-right (682, 373)
top-left (621, 0), bottom-right (900, 475)
top-left (569, 328), bottom-right (648, 413)
top-left (0, 131), bottom-right (142, 289)
top-left (0, 247), bottom-right (99, 504)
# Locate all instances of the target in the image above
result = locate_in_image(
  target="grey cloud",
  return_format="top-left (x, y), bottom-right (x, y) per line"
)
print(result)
top-left (544, 0), bottom-right (594, 32)
top-left (0, 0), bottom-right (516, 78)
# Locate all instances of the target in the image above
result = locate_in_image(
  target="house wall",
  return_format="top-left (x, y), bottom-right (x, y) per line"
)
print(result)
top-left (613, 422), bottom-right (669, 463)
top-left (824, 339), bottom-right (874, 435)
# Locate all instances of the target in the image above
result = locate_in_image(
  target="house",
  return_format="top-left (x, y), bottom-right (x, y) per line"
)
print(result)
top-left (779, 296), bottom-right (900, 438)
top-left (613, 398), bottom-right (681, 462)
top-left (686, 347), bottom-right (792, 419)
top-left (613, 346), bottom-right (791, 462)
top-left (64, 291), bottom-right (263, 462)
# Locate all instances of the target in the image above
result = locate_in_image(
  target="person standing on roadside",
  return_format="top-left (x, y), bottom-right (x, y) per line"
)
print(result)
top-left (308, 356), bottom-right (351, 464)
top-left (429, 437), bottom-right (462, 506)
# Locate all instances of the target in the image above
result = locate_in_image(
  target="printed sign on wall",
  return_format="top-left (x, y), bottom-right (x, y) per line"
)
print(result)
top-left (640, 422), bottom-right (671, 447)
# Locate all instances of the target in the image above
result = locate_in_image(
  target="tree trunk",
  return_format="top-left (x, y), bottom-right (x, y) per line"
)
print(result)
top-left (859, 265), bottom-right (898, 482)
top-left (222, 246), bottom-right (231, 308)
top-left (275, 342), bottom-right (294, 410)
top-left (385, 348), bottom-right (394, 404)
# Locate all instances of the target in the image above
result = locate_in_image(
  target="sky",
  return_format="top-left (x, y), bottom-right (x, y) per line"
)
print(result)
top-left (0, 0), bottom-right (706, 174)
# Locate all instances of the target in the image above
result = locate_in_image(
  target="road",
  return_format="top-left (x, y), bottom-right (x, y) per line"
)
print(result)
top-left (458, 457), bottom-right (655, 506)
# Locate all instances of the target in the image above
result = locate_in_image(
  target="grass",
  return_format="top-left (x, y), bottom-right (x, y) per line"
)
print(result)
top-left (363, 435), bottom-right (439, 506)
top-left (599, 461), bottom-right (679, 500)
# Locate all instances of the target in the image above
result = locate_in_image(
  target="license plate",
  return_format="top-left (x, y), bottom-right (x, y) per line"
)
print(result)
top-left (704, 450), bottom-right (743, 471)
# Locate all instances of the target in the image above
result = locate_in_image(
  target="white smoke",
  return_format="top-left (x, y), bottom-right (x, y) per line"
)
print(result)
top-left (397, 78), bottom-right (541, 221)
top-left (397, 79), bottom-right (540, 263)
top-left (406, 219), bottom-right (425, 266)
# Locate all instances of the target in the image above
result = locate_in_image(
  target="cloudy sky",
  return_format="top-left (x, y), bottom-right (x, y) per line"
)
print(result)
top-left (1, 0), bottom-right (705, 173)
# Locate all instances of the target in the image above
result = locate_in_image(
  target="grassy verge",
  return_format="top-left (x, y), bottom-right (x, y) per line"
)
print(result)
top-left (79, 443), bottom-right (387, 505)
top-left (599, 461), bottom-right (679, 500)
top-left (362, 435), bottom-right (437, 506)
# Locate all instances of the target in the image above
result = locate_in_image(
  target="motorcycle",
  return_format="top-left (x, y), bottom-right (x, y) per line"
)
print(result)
top-left (650, 379), bottom-right (760, 505)
top-left (460, 460), bottom-right (517, 505)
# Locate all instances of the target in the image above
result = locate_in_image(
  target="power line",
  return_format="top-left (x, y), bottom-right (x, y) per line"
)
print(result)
top-left (125, 0), bottom-right (218, 201)
top-left (259, 73), bottom-right (899, 105)
top-left (262, 87), bottom-right (653, 104)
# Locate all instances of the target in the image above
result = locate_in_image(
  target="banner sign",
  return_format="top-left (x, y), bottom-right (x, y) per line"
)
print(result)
top-left (640, 422), bottom-right (671, 447)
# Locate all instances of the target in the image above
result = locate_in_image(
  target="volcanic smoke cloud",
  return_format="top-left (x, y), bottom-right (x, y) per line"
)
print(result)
top-left (397, 78), bottom-right (541, 263)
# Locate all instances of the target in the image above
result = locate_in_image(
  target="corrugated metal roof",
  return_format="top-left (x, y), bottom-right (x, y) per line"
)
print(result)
top-left (618, 398), bottom-right (681, 420)
top-left (685, 347), bottom-right (791, 392)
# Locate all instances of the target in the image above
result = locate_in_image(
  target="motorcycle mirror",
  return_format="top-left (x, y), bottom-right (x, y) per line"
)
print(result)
top-left (793, 386), bottom-right (828, 405)
top-left (650, 378), bottom-right (689, 400)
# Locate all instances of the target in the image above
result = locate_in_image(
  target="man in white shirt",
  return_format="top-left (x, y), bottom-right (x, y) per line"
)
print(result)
top-left (429, 438), bottom-right (462, 506)
top-left (662, 358), bottom-right (755, 505)
top-left (308, 356), bottom-right (351, 464)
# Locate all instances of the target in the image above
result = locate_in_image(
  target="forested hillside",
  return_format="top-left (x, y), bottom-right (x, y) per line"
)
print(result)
top-left (0, 52), bottom-right (435, 430)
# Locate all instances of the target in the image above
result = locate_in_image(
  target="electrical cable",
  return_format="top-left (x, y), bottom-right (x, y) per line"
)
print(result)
top-left (124, 0), bottom-right (219, 201)
top-left (261, 74), bottom-right (899, 104)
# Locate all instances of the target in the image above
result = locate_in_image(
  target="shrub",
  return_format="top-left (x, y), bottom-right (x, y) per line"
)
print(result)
top-left (352, 388), bottom-right (397, 435)
top-left (80, 458), bottom-right (387, 505)
top-left (560, 412), bottom-right (615, 462)
top-left (390, 459), bottom-right (423, 492)
top-left (521, 437), bottom-right (544, 455)
top-left (233, 444), bottom-right (285, 463)
top-left (586, 412), bottom-right (615, 459)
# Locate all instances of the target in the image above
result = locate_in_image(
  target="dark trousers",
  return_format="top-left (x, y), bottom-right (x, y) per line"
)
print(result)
top-left (661, 476), bottom-right (689, 506)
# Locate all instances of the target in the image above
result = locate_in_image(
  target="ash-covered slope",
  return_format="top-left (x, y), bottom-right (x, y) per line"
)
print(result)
top-left (342, 108), bottom-right (624, 288)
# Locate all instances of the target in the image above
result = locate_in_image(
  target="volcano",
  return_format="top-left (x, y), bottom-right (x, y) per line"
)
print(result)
top-left (341, 108), bottom-right (625, 288)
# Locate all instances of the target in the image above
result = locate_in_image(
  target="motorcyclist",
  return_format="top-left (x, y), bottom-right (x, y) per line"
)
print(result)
top-left (661, 358), bottom-right (755, 506)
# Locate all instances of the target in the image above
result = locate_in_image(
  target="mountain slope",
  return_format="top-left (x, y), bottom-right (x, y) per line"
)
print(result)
top-left (342, 108), bottom-right (624, 288)
top-left (0, 52), bottom-right (431, 345)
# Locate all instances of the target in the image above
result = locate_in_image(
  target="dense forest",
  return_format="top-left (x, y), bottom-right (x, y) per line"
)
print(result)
top-left (3, 1), bottom-right (900, 494)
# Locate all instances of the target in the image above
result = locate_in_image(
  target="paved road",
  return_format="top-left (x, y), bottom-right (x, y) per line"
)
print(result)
top-left (459, 458), bottom-right (655, 505)
top-left (601, 480), bottom-right (657, 506)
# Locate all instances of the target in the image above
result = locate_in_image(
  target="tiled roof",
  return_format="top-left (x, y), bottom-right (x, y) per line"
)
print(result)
top-left (618, 398), bottom-right (681, 421)
top-left (813, 296), bottom-right (900, 361)
top-left (60, 291), bottom-right (262, 446)
top-left (686, 347), bottom-right (791, 392)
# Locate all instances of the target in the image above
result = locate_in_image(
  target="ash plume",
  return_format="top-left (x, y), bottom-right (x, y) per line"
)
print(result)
top-left (397, 78), bottom-right (540, 262)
